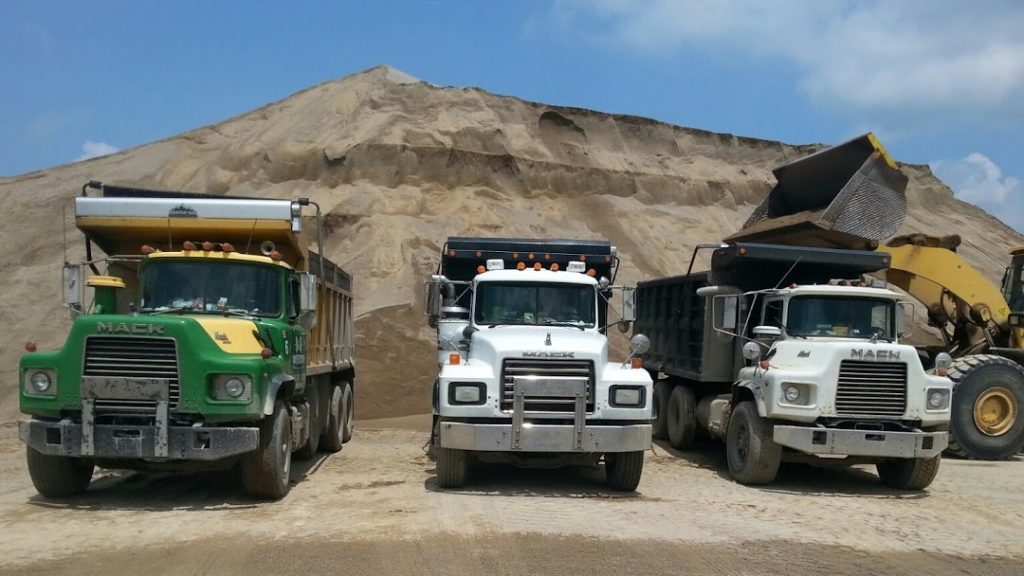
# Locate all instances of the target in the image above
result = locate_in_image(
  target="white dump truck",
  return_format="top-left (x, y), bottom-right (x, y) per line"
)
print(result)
top-left (427, 237), bottom-right (653, 491)
top-left (636, 242), bottom-right (953, 489)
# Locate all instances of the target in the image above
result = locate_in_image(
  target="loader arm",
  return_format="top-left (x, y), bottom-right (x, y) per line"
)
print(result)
top-left (881, 238), bottom-right (1010, 351)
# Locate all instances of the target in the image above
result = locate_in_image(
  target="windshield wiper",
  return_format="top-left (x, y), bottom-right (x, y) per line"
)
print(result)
top-left (221, 308), bottom-right (256, 318)
top-left (540, 318), bottom-right (586, 331)
top-left (147, 306), bottom-right (193, 315)
top-left (486, 322), bottom-right (524, 329)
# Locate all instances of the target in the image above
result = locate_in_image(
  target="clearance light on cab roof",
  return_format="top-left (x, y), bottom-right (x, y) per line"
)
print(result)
top-left (533, 262), bottom-right (542, 270)
top-left (517, 261), bottom-right (526, 270)
top-left (550, 263), bottom-right (560, 271)
top-left (449, 353), bottom-right (461, 365)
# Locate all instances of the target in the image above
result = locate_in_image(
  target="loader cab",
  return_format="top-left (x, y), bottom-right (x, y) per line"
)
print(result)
top-left (1001, 249), bottom-right (1024, 312)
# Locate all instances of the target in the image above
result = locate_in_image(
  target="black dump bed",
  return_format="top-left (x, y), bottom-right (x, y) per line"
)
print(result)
top-left (440, 237), bottom-right (617, 282)
top-left (634, 242), bottom-right (891, 382)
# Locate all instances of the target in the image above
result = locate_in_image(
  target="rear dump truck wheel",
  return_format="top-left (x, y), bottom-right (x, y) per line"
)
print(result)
top-left (605, 451), bottom-right (645, 491)
top-left (652, 381), bottom-right (671, 440)
top-left (947, 355), bottom-right (1024, 460)
top-left (436, 445), bottom-right (468, 489)
top-left (26, 448), bottom-right (94, 498)
top-left (876, 456), bottom-right (941, 490)
top-left (726, 401), bottom-right (781, 485)
top-left (241, 400), bottom-right (292, 500)
top-left (666, 385), bottom-right (697, 450)
top-left (341, 381), bottom-right (355, 443)
top-left (320, 382), bottom-right (346, 453)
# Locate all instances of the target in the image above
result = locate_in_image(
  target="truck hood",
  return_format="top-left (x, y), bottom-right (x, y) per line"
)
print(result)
top-left (769, 338), bottom-right (920, 369)
top-left (74, 314), bottom-right (264, 355)
top-left (470, 326), bottom-right (608, 365)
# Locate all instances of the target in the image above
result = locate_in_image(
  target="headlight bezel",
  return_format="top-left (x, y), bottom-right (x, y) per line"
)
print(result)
top-left (609, 385), bottom-right (646, 408)
top-left (448, 382), bottom-right (486, 405)
top-left (925, 387), bottom-right (951, 411)
top-left (211, 374), bottom-right (253, 402)
top-left (23, 369), bottom-right (57, 396)
top-left (778, 382), bottom-right (813, 407)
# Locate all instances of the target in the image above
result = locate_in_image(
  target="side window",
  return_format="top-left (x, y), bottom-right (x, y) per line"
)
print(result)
top-left (764, 299), bottom-right (784, 328)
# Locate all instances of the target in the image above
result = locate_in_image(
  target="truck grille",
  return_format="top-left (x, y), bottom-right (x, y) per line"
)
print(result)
top-left (835, 360), bottom-right (907, 418)
top-left (83, 336), bottom-right (180, 412)
top-left (501, 358), bottom-right (595, 414)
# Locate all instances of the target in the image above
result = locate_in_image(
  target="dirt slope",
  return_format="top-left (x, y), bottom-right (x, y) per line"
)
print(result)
top-left (1, 65), bottom-right (1020, 420)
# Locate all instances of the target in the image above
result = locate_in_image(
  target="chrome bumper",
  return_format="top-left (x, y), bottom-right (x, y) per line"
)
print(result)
top-left (439, 421), bottom-right (651, 452)
top-left (773, 425), bottom-right (948, 459)
top-left (19, 419), bottom-right (259, 461)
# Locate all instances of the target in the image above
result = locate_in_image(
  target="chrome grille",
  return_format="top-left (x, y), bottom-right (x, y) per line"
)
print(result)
top-left (835, 360), bottom-right (907, 417)
top-left (501, 358), bottom-right (595, 413)
top-left (83, 336), bottom-right (179, 412)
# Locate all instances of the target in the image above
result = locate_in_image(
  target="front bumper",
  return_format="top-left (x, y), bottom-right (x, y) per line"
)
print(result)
top-left (439, 420), bottom-right (651, 453)
top-left (19, 419), bottom-right (259, 461)
top-left (773, 425), bottom-right (947, 459)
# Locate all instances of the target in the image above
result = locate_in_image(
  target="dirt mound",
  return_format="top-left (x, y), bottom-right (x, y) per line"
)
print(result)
top-left (1, 65), bottom-right (1020, 420)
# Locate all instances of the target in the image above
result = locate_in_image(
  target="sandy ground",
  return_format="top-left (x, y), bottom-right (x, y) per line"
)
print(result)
top-left (1, 415), bottom-right (1022, 575)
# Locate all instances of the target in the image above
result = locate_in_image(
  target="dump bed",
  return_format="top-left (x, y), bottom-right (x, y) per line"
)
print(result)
top-left (440, 237), bottom-right (617, 282)
top-left (635, 243), bottom-right (892, 382)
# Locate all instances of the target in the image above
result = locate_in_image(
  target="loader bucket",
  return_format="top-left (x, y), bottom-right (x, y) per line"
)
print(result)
top-left (726, 133), bottom-right (909, 249)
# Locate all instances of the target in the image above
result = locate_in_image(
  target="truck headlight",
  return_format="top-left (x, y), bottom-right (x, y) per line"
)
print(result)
top-left (784, 385), bottom-right (800, 403)
top-left (926, 387), bottom-right (950, 410)
top-left (779, 382), bottom-right (811, 406)
top-left (24, 369), bottom-right (57, 396)
top-left (610, 385), bottom-right (645, 407)
top-left (449, 382), bottom-right (486, 405)
top-left (212, 374), bottom-right (252, 401)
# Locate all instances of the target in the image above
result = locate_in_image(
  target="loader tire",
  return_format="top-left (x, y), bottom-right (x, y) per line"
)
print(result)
top-left (605, 451), bottom-right (645, 491)
top-left (241, 400), bottom-right (292, 500)
top-left (666, 385), bottom-right (697, 449)
top-left (651, 381), bottom-right (671, 440)
top-left (726, 401), bottom-right (781, 485)
top-left (877, 456), bottom-right (941, 490)
top-left (26, 448), bottom-right (94, 498)
top-left (946, 355), bottom-right (1024, 460)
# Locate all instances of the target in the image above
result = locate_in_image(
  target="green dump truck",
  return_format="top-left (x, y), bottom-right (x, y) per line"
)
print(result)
top-left (19, 182), bottom-right (355, 499)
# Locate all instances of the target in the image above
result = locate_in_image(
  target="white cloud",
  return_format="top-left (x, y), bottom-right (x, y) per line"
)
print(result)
top-left (75, 140), bottom-right (119, 162)
top-left (556, 0), bottom-right (1024, 119)
top-left (932, 153), bottom-right (1023, 231)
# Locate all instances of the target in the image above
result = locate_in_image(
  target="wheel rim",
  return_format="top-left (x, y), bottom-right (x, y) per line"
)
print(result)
top-left (973, 386), bottom-right (1018, 436)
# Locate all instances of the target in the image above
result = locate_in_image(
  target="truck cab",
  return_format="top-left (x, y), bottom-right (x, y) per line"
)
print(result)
top-left (428, 238), bottom-right (652, 491)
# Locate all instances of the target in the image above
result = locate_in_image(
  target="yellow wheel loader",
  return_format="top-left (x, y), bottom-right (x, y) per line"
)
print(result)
top-left (728, 133), bottom-right (1024, 459)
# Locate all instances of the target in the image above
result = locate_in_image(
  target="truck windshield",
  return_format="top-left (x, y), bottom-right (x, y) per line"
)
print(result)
top-left (786, 296), bottom-right (894, 340)
top-left (139, 261), bottom-right (282, 317)
top-left (474, 282), bottom-right (596, 327)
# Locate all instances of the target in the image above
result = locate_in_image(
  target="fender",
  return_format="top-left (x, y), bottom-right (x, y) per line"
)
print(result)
top-left (264, 373), bottom-right (296, 416)
top-left (733, 378), bottom-right (770, 418)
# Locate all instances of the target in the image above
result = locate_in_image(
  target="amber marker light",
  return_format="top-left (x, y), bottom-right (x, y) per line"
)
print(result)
top-left (221, 242), bottom-right (235, 253)
top-left (544, 253), bottom-right (551, 261)
top-left (270, 250), bottom-right (283, 261)
top-left (630, 357), bottom-right (642, 369)
top-left (579, 255), bottom-right (586, 262)
top-left (550, 263), bottom-right (560, 271)
top-left (141, 244), bottom-right (156, 255)
top-left (533, 263), bottom-right (542, 270)
top-left (527, 253), bottom-right (534, 260)
top-left (512, 252), bottom-right (519, 259)
top-left (587, 269), bottom-right (596, 277)
top-left (449, 353), bottom-right (461, 365)
top-left (517, 262), bottom-right (526, 270)
top-left (25, 341), bottom-right (37, 352)
top-left (759, 360), bottom-right (770, 370)
top-left (475, 251), bottom-right (482, 257)
top-left (477, 265), bottom-right (486, 273)
top-left (261, 347), bottom-right (273, 359)
top-left (183, 241), bottom-right (197, 251)
top-left (202, 241), bottom-right (214, 251)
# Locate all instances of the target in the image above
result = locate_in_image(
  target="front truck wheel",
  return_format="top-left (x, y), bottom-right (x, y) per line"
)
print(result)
top-left (605, 451), bottom-right (645, 491)
top-left (877, 457), bottom-right (941, 490)
top-left (666, 385), bottom-right (697, 449)
top-left (652, 381), bottom-right (671, 440)
top-left (26, 448), bottom-right (94, 497)
top-left (436, 446), bottom-right (468, 488)
top-left (947, 355), bottom-right (1024, 460)
top-left (726, 401), bottom-right (781, 485)
top-left (241, 400), bottom-right (292, 500)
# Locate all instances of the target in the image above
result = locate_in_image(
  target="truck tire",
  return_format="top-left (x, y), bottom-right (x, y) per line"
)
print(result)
top-left (876, 456), bottom-right (941, 490)
top-left (436, 446), bottom-right (468, 488)
top-left (341, 381), bottom-right (355, 443)
top-left (651, 381), bottom-right (671, 440)
top-left (26, 448), bottom-right (94, 498)
top-left (321, 382), bottom-right (346, 453)
top-left (605, 451), bottom-right (645, 491)
top-left (726, 401), bottom-right (781, 485)
top-left (666, 385), bottom-right (697, 450)
top-left (946, 355), bottom-right (1024, 460)
top-left (295, 388), bottom-right (320, 460)
top-left (241, 400), bottom-right (292, 500)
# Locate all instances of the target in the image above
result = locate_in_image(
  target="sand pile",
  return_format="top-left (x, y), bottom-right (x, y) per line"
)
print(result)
top-left (0, 65), bottom-right (1019, 420)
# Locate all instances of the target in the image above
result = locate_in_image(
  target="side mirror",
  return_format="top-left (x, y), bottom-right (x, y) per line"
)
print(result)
top-left (629, 333), bottom-right (650, 355)
top-left (64, 264), bottom-right (82, 318)
top-left (621, 287), bottom-right (636, 322)
top-left (296, 273), bottom-right (318, 330)
top-left (897, 301), bottom-right (914, 339)
top-left (742, 341), bottom-right (762, 361)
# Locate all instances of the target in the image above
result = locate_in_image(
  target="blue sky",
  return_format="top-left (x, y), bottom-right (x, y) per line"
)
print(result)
top-left (3, 1), bottom-right (1022, 230)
